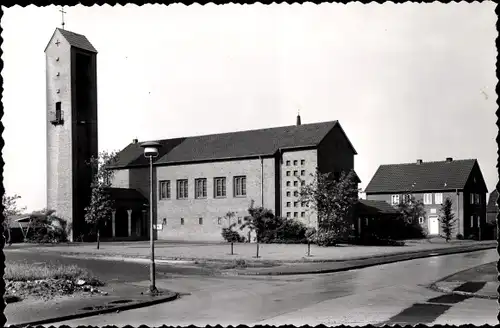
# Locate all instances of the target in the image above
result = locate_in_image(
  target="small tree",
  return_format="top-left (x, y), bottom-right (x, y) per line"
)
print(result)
top-left (240, 200), bottom-right (278, 258)
top-left (439, 197), bottom-right (456, 242)
top-left (2, 194), bottom-right (27, 245)
top-left (84, 150), bottom-right (119, 249)
top-left (395, 194), bottom-right (427, 239)
top-left (299, 169), bottom-right (359, 246)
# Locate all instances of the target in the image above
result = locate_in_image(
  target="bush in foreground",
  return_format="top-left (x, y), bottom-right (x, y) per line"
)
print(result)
top-left (221, 223), bottom-right (246, 243)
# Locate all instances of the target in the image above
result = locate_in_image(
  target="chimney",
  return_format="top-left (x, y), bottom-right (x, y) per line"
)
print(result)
top-left (296, 110), bottom-right (301, 126)
top-left (416, 159), bottom-right (423, 165)
top-left (133, 138), bottom-right (138, 144)
top-left (446, 157), bottom-right (453, 162)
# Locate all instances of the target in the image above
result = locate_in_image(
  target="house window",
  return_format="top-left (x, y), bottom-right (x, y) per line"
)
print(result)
top-left (391, 195), bottom-right (400, 205)
top-left (55, 101), bottom-right (62, 120)
top-left (234, 176), bottom-right (247, 197)
top-left (294, 191), bottom-right (299, 197)
top-left (214, 177), bottom-right (226, 198)
top-left (301, 212), bottom-right (305, 218)
top-left (475, 194), bottom-right (480, 204)
top-left (180, 218), bottom-right (185, 225)
top-left (418, 217), bottom-right (424, 224)
top-left (199, 217), bottom-right (203, 225)
top-left (176, 179), bottom-right (188, 199)
top-left (293, 160), bottom-right (298, 166)
top-left (403, 194), bottom-right (412, 203)
top-left (293, 170), bottom-right (298, 176)
top-left (217, 217), bottom-right (222, 225)
top-left (195, 178), bottom-right (207, 199)
top-left (477, 216), bottom-right (481, 227)
top-left (294, 212), bottom-right (298, 218)
top-left (286, 160), bottom-right (291, 166)
top-left (294, 181), bottom-right (298, 187)
top-left (286, 191), bottom-right (291, 197)
top-left (301, 170), bottom-right (305, 176)
top-left (237, 217), bottom-right (242, 224)
top-left (470, 193), bottom-right (474, 204)
top-left (423, 193), bottom-right (432, 205)
top-left (286, 181), bottom-right (291, 187)
top-left (286, 212), bottom-right (291, 218)
top-left (434, 193), bottom-right (443, 205)
top-left (286, 171), bottom-right (291, 176)
top-left (301, 159), bottom-right (305, 166)
top-left (159, 180), bottom-right (171, 200)
top-left (301, 180), bottom-right (305, 186)
top-left (286, 202), bottom-right (291, 207)
top-left (294, 202), bottom-right (298, 207)
top-left (301, 201), bottom-right (306, 207)
top-left (470, 215), bottom-right (474, 228)
top-left (365, 218), bottom-right (369, 225)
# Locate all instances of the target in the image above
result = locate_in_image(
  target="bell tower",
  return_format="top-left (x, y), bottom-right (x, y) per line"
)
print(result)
top-left (45, 28), bottom-right (98, 241)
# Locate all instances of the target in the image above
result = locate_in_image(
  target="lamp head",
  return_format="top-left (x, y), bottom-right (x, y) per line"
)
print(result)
top-left (140, 141), bottom-right (162, 158)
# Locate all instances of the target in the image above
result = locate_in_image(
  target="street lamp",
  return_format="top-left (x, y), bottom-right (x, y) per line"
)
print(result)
top-left (140, 141), bottom-right (162, 294)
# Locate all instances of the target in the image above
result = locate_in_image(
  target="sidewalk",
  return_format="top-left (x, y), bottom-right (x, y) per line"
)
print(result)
top-left (5, 282), bottom-right (178, 327)
top-left (431, 261), bottom-right (497, 299)
top-left (10, 239), bottom-right (496, 264)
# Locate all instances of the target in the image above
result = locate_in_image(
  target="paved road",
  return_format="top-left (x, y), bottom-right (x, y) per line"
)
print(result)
top-left (5, 249), bottom-right (217, 283)
top-left (30, 248), bottom-right (497, 326)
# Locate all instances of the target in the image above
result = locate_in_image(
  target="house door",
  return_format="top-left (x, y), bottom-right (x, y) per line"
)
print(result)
top-left (428, 216), bottom-right (439, 235)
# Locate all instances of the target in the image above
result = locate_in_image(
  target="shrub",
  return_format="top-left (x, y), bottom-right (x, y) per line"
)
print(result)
top-left (314, 229), bottom-right (340, 246)
top-left (467, 234), bottom-right (478, 241)
top-left (26, 212), bottom-right (69, 244)
top-left (456, 233), bottom-right (464, 240)
top-left (272, 219), bottom-right (308, 244)
top-left (353, 232), bottom-right (405, 246)
top-left (221, 223), bottom-right (246, 243)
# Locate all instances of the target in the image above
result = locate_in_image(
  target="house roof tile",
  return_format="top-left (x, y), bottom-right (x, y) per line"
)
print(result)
top-left (365, 159), bottom-right (478, 193)
top-left (487, 189), bottom-right (498, 213)
top-left (356, 199), bottom-right (400, 216)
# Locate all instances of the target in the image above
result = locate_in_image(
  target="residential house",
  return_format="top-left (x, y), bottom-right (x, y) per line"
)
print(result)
top-left (364, 158), bottom-right (488, 239)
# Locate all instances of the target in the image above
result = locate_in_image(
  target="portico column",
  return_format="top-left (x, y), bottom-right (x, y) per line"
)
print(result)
top-left (127, 209), bottom-right (133, 237)
top-left (111, 210), bottom-right (116, 238)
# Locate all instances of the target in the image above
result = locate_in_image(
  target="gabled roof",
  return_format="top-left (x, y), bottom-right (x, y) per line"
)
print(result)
top-left (365, 159), bottom-right (479, 194)
top-left (356, 199), bottom-right (400, 216)
top-left (45, 28), bottom-right (97, 53)
top-left (487, 189), bottom-right (498, 213)
top-left (110, 120), bottom-right (352, 169)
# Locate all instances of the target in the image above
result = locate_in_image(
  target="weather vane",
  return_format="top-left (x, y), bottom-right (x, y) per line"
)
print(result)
top-left (59, 6), bottom-right (66, 30)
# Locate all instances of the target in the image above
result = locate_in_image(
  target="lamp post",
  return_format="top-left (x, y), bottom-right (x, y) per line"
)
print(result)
top-left (140, 141), bottom-right (162, 294)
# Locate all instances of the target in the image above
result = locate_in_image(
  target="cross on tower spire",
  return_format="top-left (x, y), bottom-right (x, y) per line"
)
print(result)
top-left (59, 6), bottom-right (66, 30)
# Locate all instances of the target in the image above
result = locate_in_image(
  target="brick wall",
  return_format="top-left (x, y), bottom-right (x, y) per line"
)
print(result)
top-left (128, 158), bottom-right (277, 241)
top-left (366, 191), bottom-right (465, 237)
top-left (46, 30), bottom-right (74, 240)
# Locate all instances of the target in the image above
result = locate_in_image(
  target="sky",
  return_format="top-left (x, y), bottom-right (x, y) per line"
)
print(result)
top-left (1, 3), bottom-right (498, 212)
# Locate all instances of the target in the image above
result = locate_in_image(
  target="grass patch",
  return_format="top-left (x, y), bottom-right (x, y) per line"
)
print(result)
top-left (196, 258), bottom-right (278, 270)
top-left (5, 262), bottom-right (97, 283)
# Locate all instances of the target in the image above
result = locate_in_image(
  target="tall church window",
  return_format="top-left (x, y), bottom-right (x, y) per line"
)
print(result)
top-left (195, 178), bottom-right (207, 199)
top-left (234, 176), bottom-right (247, 197)
top-left (214, 177), bottom-right (226, 198)
top-left (176, 179), bottom-right (188, 199)
top-left (159, 180), bottom-right (170, 200)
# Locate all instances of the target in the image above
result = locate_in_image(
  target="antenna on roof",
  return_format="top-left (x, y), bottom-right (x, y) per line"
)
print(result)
top-left (59, 6), bottom-right (66, 30)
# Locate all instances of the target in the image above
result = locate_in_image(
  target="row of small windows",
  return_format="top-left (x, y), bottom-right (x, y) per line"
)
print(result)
top-left (286, 170), bottom-right (306, 177)
top-left (286, 180), bottom-right (306, 187)
top-left (391, 193), bottom-right (482, 205)
top-left (286, 159), bottom-right (306, 166)
top-left (162, 216), bottom-right (244, 226)
top-left (286, 201), bottom-right (307, 208)
top-left (286, 191), bottom-right (300, 197)
top-left (286, 212), bottom-right (306, 218)
top-left (159, 176), bottom-right (246, 200)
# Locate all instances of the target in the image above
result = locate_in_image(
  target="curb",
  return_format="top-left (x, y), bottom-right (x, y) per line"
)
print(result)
top-left (231, 244), bottom-right (497, 276)
top-left (53, 243), bottom-right (497, 266)
top-left (12, 291), bottom-right (180, 327)
top-left (429, 282), bottom-right (497, 300)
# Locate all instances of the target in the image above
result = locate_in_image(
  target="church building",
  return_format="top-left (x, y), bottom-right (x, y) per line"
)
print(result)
top-left (45, 27), bottom-right (360, 242)
top-left (109, 116), bottom-right (360, 242)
